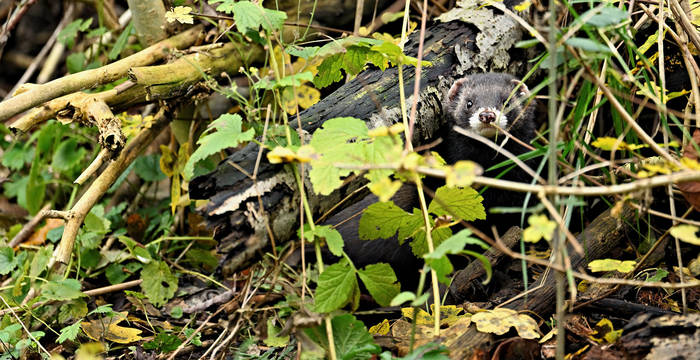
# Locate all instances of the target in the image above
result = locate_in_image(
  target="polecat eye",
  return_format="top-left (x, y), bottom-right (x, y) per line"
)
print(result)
top-left (466, 100), bottom-right (473, 108)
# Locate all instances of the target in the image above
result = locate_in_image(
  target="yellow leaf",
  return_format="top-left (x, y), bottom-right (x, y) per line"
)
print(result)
top-left (445, 160), bottom-right (480, 187)
top-left (160, 145), bottom-right (176, 177)
top-left (588, 259), bottom-right (637, 273)
top-left (522, 214), bottom-right (556, 243)
top-left (81, 312), bottom-right (143, 344)
top-left (401, 307), bottom-right (432, 325)
top-left (368, 319), bottom-right (390, 335)
top-left (282, 85), bottom-right (321, 115)
top-left (591, 137), bottom-right (647, 151)
top-left (165, 6), bottom-right (194, 24)
top-left (670, 224), bottom-right (700, 245)
top-left (266, 145), bottom-right (314, 164)
top-left (75, 342), bottom-right (105, 360)
top-left (401, 152), bottom-right (423, 171)
top-left (681, 157), bottom-right (700, 170)
top-left (471, 308), bottom-right (540, 339)
top-left (514, 0), bottom-right (532, 12)
top-left (369, 177), bottom-right (402, 203)
top-left (590, 318), bottom-right (622, 344)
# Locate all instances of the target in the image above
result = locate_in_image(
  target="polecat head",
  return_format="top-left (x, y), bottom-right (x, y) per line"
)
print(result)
top-left (445, 73), bottom-right (535, 140)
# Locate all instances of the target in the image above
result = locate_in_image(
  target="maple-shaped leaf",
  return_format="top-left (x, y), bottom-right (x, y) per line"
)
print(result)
top-left (522, 214), bottom-right (557, 243)
top-left (165, 6), bottom-right (194, 24)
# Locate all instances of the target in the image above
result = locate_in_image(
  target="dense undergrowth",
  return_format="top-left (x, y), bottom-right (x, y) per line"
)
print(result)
top-left (1, 0), bottom-right (699, 359)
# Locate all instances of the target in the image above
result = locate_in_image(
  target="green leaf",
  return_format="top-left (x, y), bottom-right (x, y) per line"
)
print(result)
top-left (30, 245), bottom-right (53, 278)
top-left (397, 343), bottom-right (450, 360)
top-left (26, 154), bottom-right (45, 215)
top-left (66, 52), bottom-right (86, 74)
top-left (313, 53), bottom-right (344, 88)
top-left (58, 299), bottom-right (88, 324)
top-left (0, 247), bottom-right (16, 275)
top-left (184, 114), bottom-right (254, 180)
top-left (143, 332), bottom-right (182, 352)
top-left (254, 71), bottom-right (314, 90)
top-left (304, 314), bottom-right (380, 360)
top-left (216, 1), bottom-right (286, 34)
top-left (315, 225), bottom-right (344, 257)
top-left (565, 37), bottom-right (612, 54)
top-left (52, 139), bottom-right (86, 172)
top-left (428, 186), bottom-right (485, 222)
top-left (42, 279), bottom-right (85, 301)
top-left (58, 18), bottom-right (92, 48)
top-left (314, 262), bottom-right (357, 313)
top-left (134, 154), bottom-right (166, 182)
top-left (344, 46), bottom-right (370, 75)
top-left (285, 45), bottom-right (320, 59)
top-left (141, 261), bottom-right (178, 307)
top-left (583, 7), bottom-right (628, 28)
top-left (264, 319), bottom-right (290, 347)
top-left (57, 322), bottom-right (82, 344)
top-left (358, 201), bottom-right (411, 241)
top-left (424, 229), bottom-right (487, 260)
top-left (426, 255), bottom-right (453, 285)
top-left (410, 226), bottom-right (453, 257)
top-left (109, 21), bottom-right (133, 60)
top-left (389, 291), bottom-right (416, 307)
top-left (357, 263), bottom-right (400, 306)
top-left (1, 146), bottom-right (32, 170)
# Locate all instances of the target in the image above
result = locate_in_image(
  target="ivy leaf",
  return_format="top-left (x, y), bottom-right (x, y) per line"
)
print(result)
top-left (357, 263), bottom-right (400, 306)
top-left (42, 279), bottom-right (85, 301)
top-left (141, 261), bottom-right (178, 307)
top-left (314, 262), bottom-right (357, 313)
top-left (428, 186), bottom-right (485, 222)
top-left (57, 322), bottom-right (82, 344)
top-left (184, 114), bottom-right (254, 180)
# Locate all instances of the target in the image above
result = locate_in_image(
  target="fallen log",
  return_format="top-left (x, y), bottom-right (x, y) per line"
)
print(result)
top-left (189, 9), bottom-right (532, 275)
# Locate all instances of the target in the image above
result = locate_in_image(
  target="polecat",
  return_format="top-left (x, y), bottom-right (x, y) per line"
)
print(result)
top-left (328, 73), bottom-right (539, 292)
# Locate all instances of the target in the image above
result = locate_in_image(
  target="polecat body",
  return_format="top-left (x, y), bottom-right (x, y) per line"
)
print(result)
top-left (329, 73), bottom-right (538, 291)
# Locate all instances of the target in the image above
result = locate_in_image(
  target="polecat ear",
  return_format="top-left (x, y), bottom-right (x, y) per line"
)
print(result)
top-left (447, 77), bottom-right (468, 103)
top-left (511, 79), bottom-right (530, 97)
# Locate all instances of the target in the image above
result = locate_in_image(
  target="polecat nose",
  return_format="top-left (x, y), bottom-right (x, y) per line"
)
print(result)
top-left (479, 110), bottom-right (496, 123)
